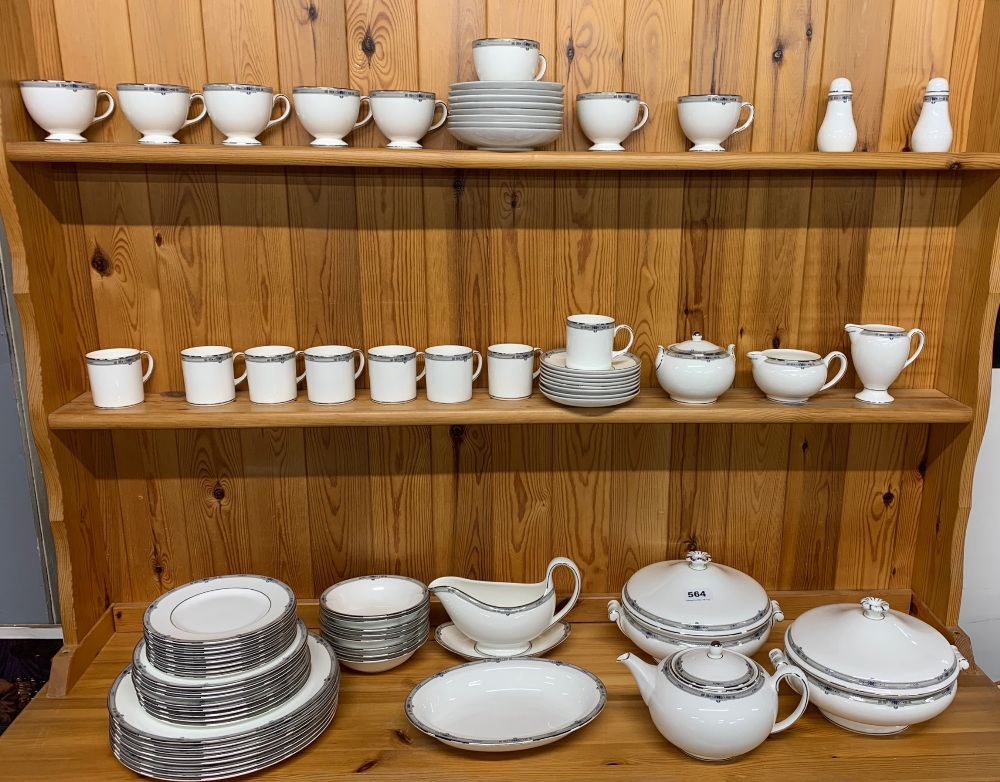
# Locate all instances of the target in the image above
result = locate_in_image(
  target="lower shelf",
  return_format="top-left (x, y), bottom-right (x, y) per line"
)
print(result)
top-left (3, 606), bottom-right (998, 780)
top-left (47, 387), bottom-right (972, 429)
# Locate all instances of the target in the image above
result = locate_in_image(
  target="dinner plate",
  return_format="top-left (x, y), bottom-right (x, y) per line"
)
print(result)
top-left (435, 621), bottom-right (571, 661)
top-left (540, 389), bottom-right (640, 408)
top-left (449, 80), bottom-right (564, 92)
top-left (406, 658), bottom-right (605, 752)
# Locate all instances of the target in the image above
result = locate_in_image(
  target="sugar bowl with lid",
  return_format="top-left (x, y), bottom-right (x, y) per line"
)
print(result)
top-left (655, 332), bottom-right (736, 404)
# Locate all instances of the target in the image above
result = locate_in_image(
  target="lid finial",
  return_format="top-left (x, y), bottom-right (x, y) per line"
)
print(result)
top-left (686, 550), bottom-right (712, 571)
top-left (860, 596), bottom-right (889, 620)
top-left (708, 641), bottom-right (723, 659)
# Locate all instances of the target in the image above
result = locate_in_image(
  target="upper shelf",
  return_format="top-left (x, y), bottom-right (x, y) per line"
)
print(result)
top-left (47, 388), bottom-right (972, 430)
top-left (8, 143), bottom-right (1000, 171)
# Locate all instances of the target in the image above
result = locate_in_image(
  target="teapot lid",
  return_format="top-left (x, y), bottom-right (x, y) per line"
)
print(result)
top-left (665, 332), bottom-right (730, 358)
top-left (785, 598), bottom-right (964, 696)
top-left (622, 551), bottom-right (775, 634)
top-left (665, 642), bottom-right (765, 698)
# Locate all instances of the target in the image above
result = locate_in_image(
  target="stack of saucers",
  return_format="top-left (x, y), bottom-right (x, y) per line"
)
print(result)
top-left (320, 575), bottom-right (430, 673)
top-left (447, 80), bottom-right (564, 151)
top-left (539, 349), bottom-right (642, 408)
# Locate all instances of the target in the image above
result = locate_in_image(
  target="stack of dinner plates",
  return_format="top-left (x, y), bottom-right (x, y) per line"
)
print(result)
top-left (447, 80), bottom-right (564, 151)
top-left (539, 349), bottom-right (642, 408)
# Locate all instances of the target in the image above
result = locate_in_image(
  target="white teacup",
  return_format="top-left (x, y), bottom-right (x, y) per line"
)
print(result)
top-left (577, 92), bottom-right (649, 151)
top-left (203, 84), bottom-right (290, 146)
top-left (565, 314), bottom-right (635, 371)
top-left (240, 346), bottom-right (304, 404)
top-left (369, 91), bottom-right (447, 149)
top-left (181, 346), bottom-right (245, 405)
top-left (117, 83), bottom-right (206, 144)
top-left (425, 345), bottom-right (483, 404)
top-left (488, 344), bottom-right (541, 400)
top-left (677, 94), bottom-right (754, 152)
top-left (86, 348), bottom-right (153, 408)
top-left (20, 80), bottom-right (115, 143)
top-left (304, 345), bottom-right (365, 405)
top-left (472, 38), bottom-right (546, 81)
top-left (293, 87), bottom-right (372, 147)
top-left (368, 345), bottom-right (425, 404)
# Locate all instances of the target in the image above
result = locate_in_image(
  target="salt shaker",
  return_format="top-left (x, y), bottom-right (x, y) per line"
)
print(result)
top-left (910, 77), bottom-right (952, 153)
top-left (817, 77), bottom-right (857, 152)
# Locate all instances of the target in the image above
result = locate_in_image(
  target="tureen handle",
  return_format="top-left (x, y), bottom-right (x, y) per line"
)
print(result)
top-left (767, 649), bottom-right (810, 734)
top-left (607, 599), bottom-right (623, 623)
top-left (951, 645), bottom-right (971, 671)
top-left (547, 557), bottom-right (582, 626)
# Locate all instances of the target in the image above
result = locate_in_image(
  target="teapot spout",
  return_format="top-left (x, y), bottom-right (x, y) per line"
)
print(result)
top-left (617, 652), bottom-right (657, 705)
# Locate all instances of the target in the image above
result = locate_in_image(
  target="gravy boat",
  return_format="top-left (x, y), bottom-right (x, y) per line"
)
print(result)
top-left (428, 557), bottom-right (581, 656)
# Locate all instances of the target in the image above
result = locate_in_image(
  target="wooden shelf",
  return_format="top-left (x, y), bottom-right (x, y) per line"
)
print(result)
top-left (47, 388), bottom-right (972, 430)
top-left (8, 142), bottom-right (1000, 170)
top-left (3, 606), bottom-right (999, 782)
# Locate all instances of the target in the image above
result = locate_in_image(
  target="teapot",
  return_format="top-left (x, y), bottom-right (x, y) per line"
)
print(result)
top-left (429, 557), bottom-right (581, 656)
top-left (655, 332), bottom-right (735, 404)
top-left (619, 641), bottom-right (809, 761)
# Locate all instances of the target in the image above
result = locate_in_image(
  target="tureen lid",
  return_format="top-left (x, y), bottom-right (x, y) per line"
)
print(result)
top-left (665, 333), bottom-right (730, 358)
top-left (784, 598), bottom-right (966, 696)
top-left (622, 551), bottom-right (775, 634)
top-left (664, 642), bottom-right (765, 698)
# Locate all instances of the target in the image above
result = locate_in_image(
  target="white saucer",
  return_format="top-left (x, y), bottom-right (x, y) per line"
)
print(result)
top-left (435, 620), bottom-right (571, 660)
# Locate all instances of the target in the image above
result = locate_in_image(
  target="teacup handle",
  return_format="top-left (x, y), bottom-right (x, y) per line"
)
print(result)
top-left (904, 328), bottom-right (925, 368)
top-left (139, 350), bottom-right (154, 383)
top-left (429, 100), bottom-right (449, 132)
top-left (531, 347), bottom-right (542, 380)
top-left (355, 96), bottom-right (373, 129)
top-left (820, 351), bottom-right (848, 391)
top-left (547, 557), bottom-right (582, 625)
top-left (294, 350), bottom-right (307, 384)
top-left (184, 93), bottom-right (207, 128)
top-left (733, 101), bottom-right (754, 135)
top-left (90, 89), bottom-right (115, 127)
top-left (533, 53), bottom-right (548, 82)
top-left (414, 351), bottom-right (427, 382)
top-left (232, 351), bottom-right (247, 386)
top-left (611, 324), bottom-right (635, 359)
top-left (471, 350), bottom-right (483, 381)
top-left (352, 349), bottom-right (366, 379)
top-left (632, 101), bottom-right (649, 133)
top-left (266, 94), bottom-right (292, 131)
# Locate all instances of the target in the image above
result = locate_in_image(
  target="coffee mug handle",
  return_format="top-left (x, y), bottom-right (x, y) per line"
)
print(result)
top-left (471, 350), bottom-right (483, 382)
top-left (611, 324), bottom-right (635, 359)
top-left (184, 93), bottom-right (207, 128)
top-left (632, 101), bottom-right (649, 133)
top-left (355, 96), bottom-right (373, 129)
top-left (429, 100), bottom-right (448, 132)
top-left (294, 350), bottom-right (307, 384)
top-left (820, 351), bottom-right (848, 391)
top-left (904, 328), bottom-right (926, 368)
top-left (139, 351), bottom-right (154, 383)
top-left (232, 351), bottom-right (248, 386)
top-left (532, 347), bottom-right (543, 380)
top-left (533, 54), bottom-right (547, 82)
top-left (353, 349), bottom-right (366, 379)
top-left (414, 351), bottom-right (427, 383)
top-left (267, 94), bottom-right (292, 130)
top-left (90, 89), bottom-right (115, 127)
top-left (733, 101), bottom-right (755, 135)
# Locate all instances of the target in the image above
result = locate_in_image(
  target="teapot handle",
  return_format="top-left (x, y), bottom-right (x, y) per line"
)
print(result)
top-left (547, 557), bottom-right (582, 626)
top-left (767, 649), bottom-right (810, 734)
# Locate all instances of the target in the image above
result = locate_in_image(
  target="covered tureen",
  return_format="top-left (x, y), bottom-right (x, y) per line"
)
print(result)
top-left (655, 332), bottom-right (735, 404)
top-left (608, 551), bottom-right (783, 659)
top-left (772, 596), bottom-right (969, 734)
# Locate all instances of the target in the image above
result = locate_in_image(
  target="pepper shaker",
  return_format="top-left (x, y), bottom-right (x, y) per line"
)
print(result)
top-left (817, 77), bottom-right (857, 152)
top-left (910, 77), bottom-right (952, 153)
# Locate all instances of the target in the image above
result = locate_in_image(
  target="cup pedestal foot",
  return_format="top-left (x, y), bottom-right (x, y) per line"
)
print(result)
top-left (472, 641), bottom-right (532, 657)
top-left (310, 138), bottom-right (348, 147)
top-left (855, 387), bottom-right (894, 404)
top-left (386, 140), bottom-right (423, 149)
top-left (45, 133), bottom-right (87, 142)
top-left (588, 142), bottom-right (626, 151)
top-left (688, 143), bottom-right (726, 152)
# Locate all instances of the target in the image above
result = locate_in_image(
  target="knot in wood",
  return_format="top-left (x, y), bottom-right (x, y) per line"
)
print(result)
top-left (882, 491), bottom-right (894, 505)
top-left (566, 38), bottom-right (575, 64)
top-left (212, 485), bottom-right (225, 501)
top-left (773, 46), bottom-right (784, 62)
top-left (90, 246), bottom-right (111, 276)
top-left (361, 29), bottom-right (376, 60)
top-left (806, 25), bottom-right (813, 38)
top-left (771, 335), bottom-right (781, 349)
top-left (450, 425), bottom-right (465, 441)
top-left (307, 1), bottom-right (318, 22)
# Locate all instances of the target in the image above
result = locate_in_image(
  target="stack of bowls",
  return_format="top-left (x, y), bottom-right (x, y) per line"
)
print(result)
top-left (447, 80), bottom-right (564, 151)
top-left (319, 575), bottom-right (430, 673)
top-left (539, 348), bottom-right (641, 408)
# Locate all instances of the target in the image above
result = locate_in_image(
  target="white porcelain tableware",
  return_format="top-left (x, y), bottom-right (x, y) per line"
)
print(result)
top-left (565, 314), bottom-right (635, 371)
top-left (405, 658), bottom-right (605, 752)
top-left (321, 575), bottom-right (428, 620)
top-left (472, 38), bottom-right (547, 82)
top-left (911, 77), bottom-right (952, 153)
top-left (845, 323), bottom-right (924, 404)
top-left (436, 620), bottom-right (570, 661)
top-left (86, 348), bottom-right (154, 409)
top-left (369, 90), bottom-right (447, 149)
top-left (424, 345), bottom-right (482, 404)
top-left (619, 642), bottom-right (808, 761)
top-left (304, 345), bottom-right (364, 405)
top-left (447, 125), bottom-right (562, 151)
top-left (777, 597), bottom-right (969, 734)
top-left (677, 94), bottom-right (754, 152)
top-left (241, 345), bottom-right (304, 404)
top-left (367, 345), bottom-right (425, 404)
top-left (817, 77), bottom-right (857, 152)
top-left (747, 348), bottom-right (847, 404)
top-left (20, 79), bottom-right (115, 142)
top-left (487, 344), bottom-right (542, 399)
top-left (181, 346), bottom-right (245, 406)
top-left (292, 87), bottom-right (371, 146)
top-left (202, 83), bottom-right (290, 145)
top-left (429, 556), bottom-right (581, 656)
top-left (577, 92), bottom-right (649, 151)
top-left (449, 80), bottom-right (563, 93)
top-left (655, 332), bottom-right (735, 403)
top-left (117, 83), bottom-right (206, 144)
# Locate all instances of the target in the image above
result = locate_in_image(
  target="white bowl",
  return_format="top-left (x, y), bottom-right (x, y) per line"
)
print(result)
top-left (339, 648), bottom-right (418, 673)
top-left (321, 575), bottom-right (428, 620)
